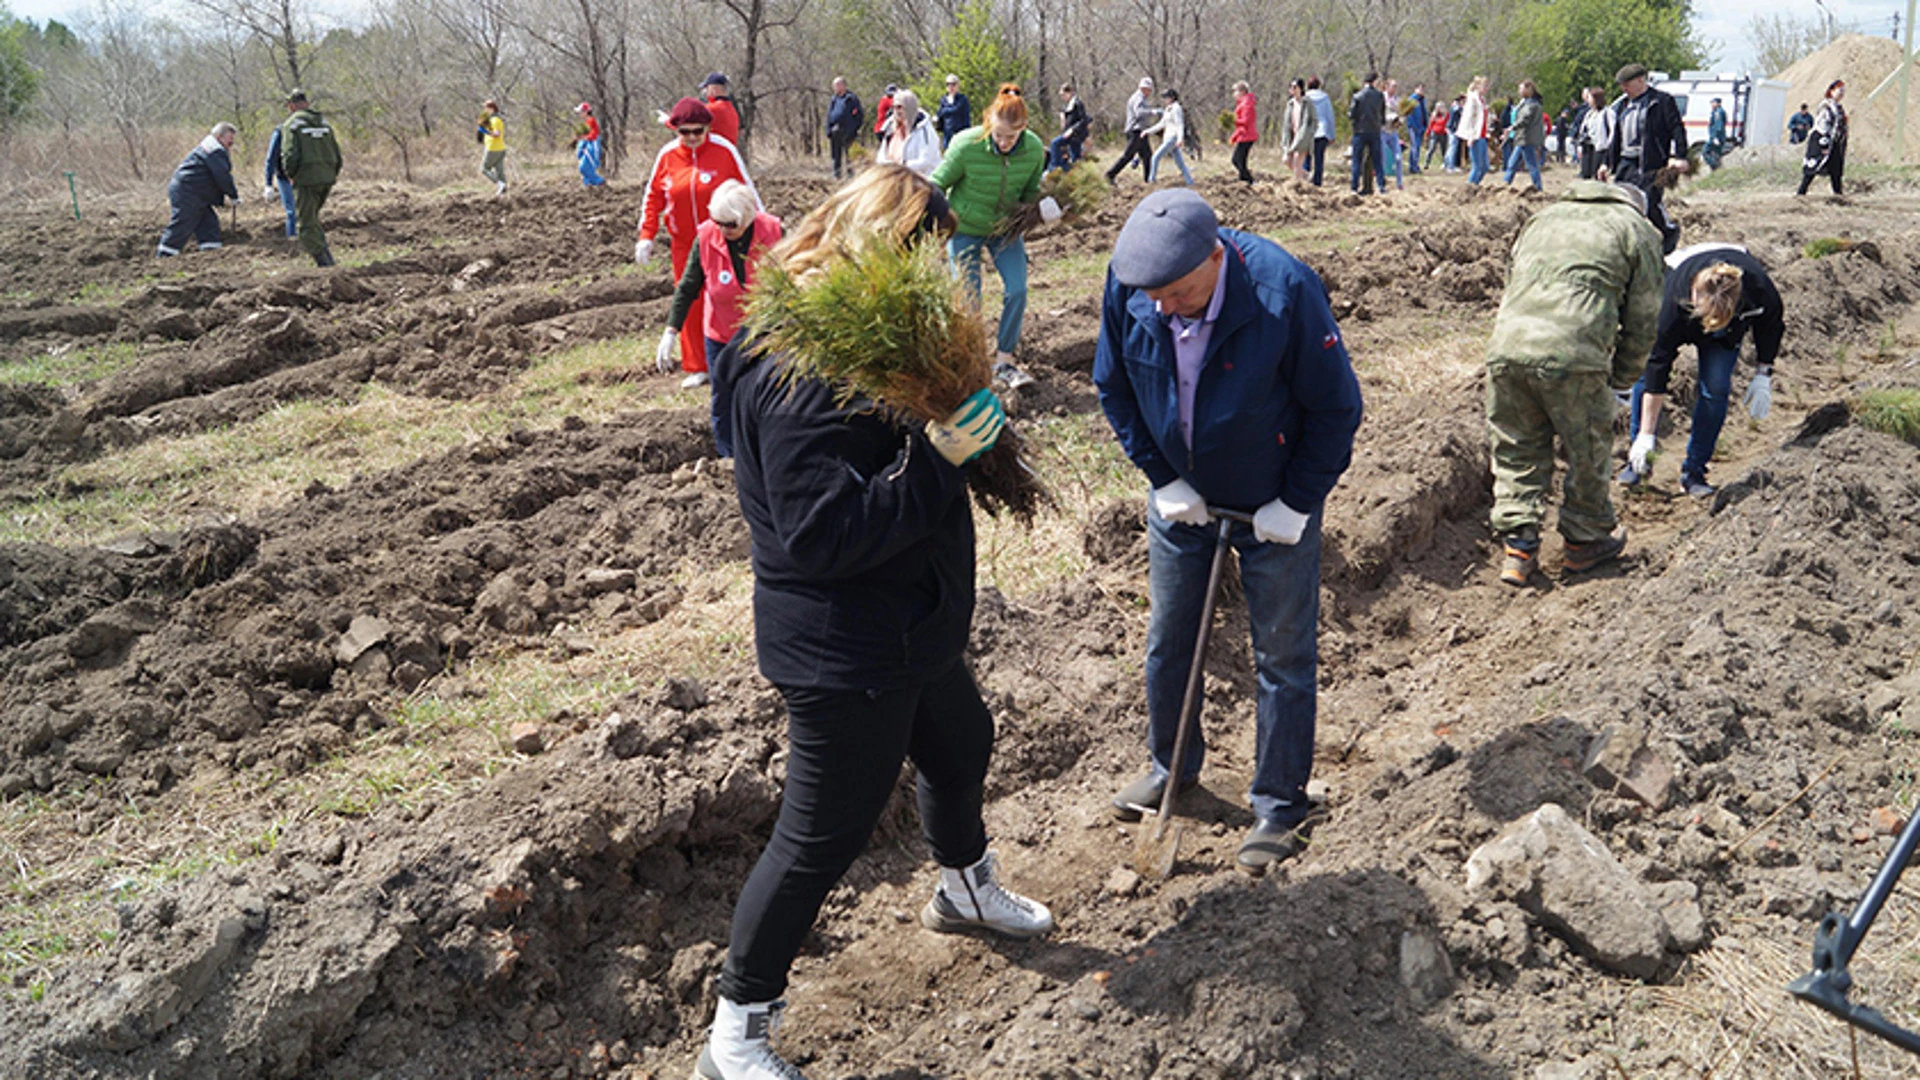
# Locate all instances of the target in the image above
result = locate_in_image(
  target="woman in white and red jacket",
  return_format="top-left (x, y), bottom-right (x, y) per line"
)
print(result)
top-left (659, 180), bottom-right (782, 456)
top-left (636, 96), bottom-right (758, 386)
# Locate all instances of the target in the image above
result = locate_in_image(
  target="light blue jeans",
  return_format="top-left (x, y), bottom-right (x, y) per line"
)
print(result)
top-left (1502, 142), bottom-right (1543, 189)
top-left (948, 233), bottom-right (1028, 356)
top-left (1142, 501), bottom-right (1323, 826)
top-left (275, 177), bottom-right (296, 237)
top-left (1149, 139), bottom-right (1192, 184)
top-left (1468, 138), bottom-right (1490, 184)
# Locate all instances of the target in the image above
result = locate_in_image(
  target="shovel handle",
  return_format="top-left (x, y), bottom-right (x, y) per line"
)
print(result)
top-left (1152, 505), bottom-right (1253, 827)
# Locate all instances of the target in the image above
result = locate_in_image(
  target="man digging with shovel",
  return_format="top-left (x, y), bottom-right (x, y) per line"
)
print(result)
top-left (1093, 189), bottom-right (1362, 875)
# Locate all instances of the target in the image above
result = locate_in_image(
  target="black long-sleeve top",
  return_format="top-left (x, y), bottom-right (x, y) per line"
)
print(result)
top-left (1644, 247), bottom-right (1784, 395)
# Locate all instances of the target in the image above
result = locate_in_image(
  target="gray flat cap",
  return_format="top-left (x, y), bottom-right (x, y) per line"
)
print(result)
top-left (1112, 189), bottom-right (1219, 289)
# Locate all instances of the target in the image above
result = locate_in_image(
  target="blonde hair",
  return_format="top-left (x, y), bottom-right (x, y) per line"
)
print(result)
top-left (1690, 263), bottom-right (1744, 333)
top-left (708, 180), bottom-right (758, 228)
top-left (767, 165), bottom-right (940, 285)
top-left (890, 89), bottom-right (921, 129)
top-left (983, 83), bottom-right (1028, 129)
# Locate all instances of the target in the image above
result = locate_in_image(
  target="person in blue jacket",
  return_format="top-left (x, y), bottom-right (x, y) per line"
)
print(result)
top-left (826, 76), bottom-right (864, 179)
top-left (936, 73), bottom-right (971, 150)
top-left (263, 125), bottom-right (297, 239)
top-left (1094, 189), bottom-right (1363, 875)
top-left (157, 123), bottom-right (241, 257)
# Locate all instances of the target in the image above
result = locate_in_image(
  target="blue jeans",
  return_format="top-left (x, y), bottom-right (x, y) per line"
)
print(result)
top-left (1502, 142), bottom-right (1542, 189)
top-left (1467, 138), bottom-right (1490, 184)
top-left (706, 337), bottom-right (734, 458)
top-left (1148, 139), bottom-right (1191, 184)
top-left (1349, 133), bottom-right (1382, 193)
top-left (1312, 137), bottom-right (1328, 185)
top-left (1408, 127), bottom-right (1423, 172)
top-left (275, 177), bottom-right (296, 237)
top-left (1629, 338), bottom-right (1737, 483)
top-left (1143, 502), bottom-right (1322, 826)
top-left (949, 233), bottom-right (1027, 356)
top-left (1045, 134), bottom-right (1084, 171)
top-left (1446, 134), bottom-right (1461, 170)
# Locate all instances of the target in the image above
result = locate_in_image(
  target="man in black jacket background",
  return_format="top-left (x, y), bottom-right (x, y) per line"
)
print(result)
top-left (1602, 63), bottom-right (1690, 254)
top-left (1349, 74), bottom-right (1386, 196)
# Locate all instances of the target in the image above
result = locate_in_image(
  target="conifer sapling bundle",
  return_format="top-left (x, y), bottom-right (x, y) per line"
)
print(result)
top-left (743, 237), bottom-right (1047, 521)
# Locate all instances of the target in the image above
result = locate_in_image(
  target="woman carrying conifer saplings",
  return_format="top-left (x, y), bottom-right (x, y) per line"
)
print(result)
top-left (693, 164), bottom-right (1054, 1080)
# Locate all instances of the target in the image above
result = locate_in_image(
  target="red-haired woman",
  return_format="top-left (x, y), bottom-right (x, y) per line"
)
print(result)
top-left (929, 84), bottom-right (1057, 389)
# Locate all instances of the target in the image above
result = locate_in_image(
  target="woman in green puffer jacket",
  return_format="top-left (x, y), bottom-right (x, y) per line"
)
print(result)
top-left (929, 84), bottom-right (1053, 389)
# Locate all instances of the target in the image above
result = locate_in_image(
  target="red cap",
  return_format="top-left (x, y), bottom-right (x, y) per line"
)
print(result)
top-left (668, 97), bottom-right (713, 127)
top-left (575, 102), bottom-right (593, 114)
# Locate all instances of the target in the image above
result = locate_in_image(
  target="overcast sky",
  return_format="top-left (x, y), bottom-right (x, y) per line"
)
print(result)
top-left (6, 0), bottom-right (1916, 79)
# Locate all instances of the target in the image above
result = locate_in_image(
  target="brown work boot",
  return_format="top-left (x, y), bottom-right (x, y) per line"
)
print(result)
top-left (1563, 530), bottom-right (1626, 573)
top-left (1499, 536), bottom-right (1538, 588)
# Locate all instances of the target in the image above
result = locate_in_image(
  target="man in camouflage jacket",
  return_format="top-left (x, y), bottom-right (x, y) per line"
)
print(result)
top-left (1484, 180), bottom-right (1664, 585)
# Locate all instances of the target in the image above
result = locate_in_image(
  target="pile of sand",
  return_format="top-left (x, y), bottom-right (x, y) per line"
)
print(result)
top-left (1777, 34), bottom-right (1920, 164)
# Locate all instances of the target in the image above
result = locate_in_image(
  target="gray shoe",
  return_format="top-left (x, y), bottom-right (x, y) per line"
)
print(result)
top-left (1110, 771), bottom-right (1198, 821)
top-left (1680, 474), bottom-right (1716, 498)
top-left (1617, 462), bottom-right (1643, 486)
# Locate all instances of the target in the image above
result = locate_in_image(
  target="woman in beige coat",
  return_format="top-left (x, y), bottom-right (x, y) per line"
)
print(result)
top-left (1285, 79), bottom-right (1317, 181)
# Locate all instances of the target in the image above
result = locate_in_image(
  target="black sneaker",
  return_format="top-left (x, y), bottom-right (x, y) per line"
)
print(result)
top-left (1680, 474), bottom-right (1716, 498)
top-left (1235, 814), bottom-right (1319, 876)
top-left (1563, 531), bottom-right (1626, 573)
top-left (1110, 771), bottom-right (1199, 821)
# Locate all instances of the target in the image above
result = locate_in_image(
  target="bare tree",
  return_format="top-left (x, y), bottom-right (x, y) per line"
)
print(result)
top-left (1746, 13), bottom-right (1825, 78)
top-left (510, 0), bottom-right (634, 174)
top-left (80, 1), bottom-right (182, 180)
top-left (696, 0), bottom-right (812, 156)
top-left (428, 0), bottom-right (526, 100)
top-left (180, 0), bottom-right (309, 89)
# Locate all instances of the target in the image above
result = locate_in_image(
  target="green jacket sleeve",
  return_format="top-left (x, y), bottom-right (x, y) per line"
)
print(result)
top-left (1612, 216), bottom-right (1665, 389)
top-left (280, 119), bottom-right (302, 179)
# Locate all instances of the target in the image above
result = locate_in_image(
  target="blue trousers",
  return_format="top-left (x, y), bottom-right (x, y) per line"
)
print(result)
top-left (1312, 137), bottom-right (1327, 185)
top-left (1467, 138), bottom-right (1490, 184)
top-left (1045, 134), bottom-right (1084, 171)
top-left (1350, 133), bottom-right (1382, 193)
top-left (1143, 502), bottom-right (1322, 825)
top-left (707, 337), bottom-right (734, 458)
top-left (274, 177), bottom-right (296, 237)
top-left (1148, 139), bottom-right (1192, 184)
top-left (1502, 143), bottom-right (1542, 189)
top-left (158, 188), bottom-right (221, 254)
top-left (1408, 128), bottom-right (1424, 172)
top-left (1629, 339), bottom-right (1737, 484)
top-left (577, 138), bottom-right (606, 186)
top-left (949, 233), bottom-right (1028, 356)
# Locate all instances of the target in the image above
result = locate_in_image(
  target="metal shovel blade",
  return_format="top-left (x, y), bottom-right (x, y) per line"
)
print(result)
top-left (1133, 809), bottom-right (1185, 880)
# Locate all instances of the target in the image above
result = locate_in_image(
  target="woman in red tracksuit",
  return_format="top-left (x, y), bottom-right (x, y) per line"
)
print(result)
top-left (635, 97), bottom-right (758, 385)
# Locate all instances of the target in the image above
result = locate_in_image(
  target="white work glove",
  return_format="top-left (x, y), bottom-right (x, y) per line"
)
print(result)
top-left (1252, 498), bottom-right (1310, 545)
top-left (634, 238), bottom-right (654, 266)
top-left (925, 388), bottom-right (1006, 466)
top-left (263, 185), bottom-right (276, 201)
top-left (1744, 371), bottom-right (1773, 420)
top-left (1629, 433), bottom-right (1657, 473)
top-left (1037, 196), bottom-right (1063, 223)
top-left (1151, 478), bottom-right (1211, 527)
top-left (1612, 387), bottom-right (1632, 413)
top-left (230, 191), bottom-right (243, 204)
top-left (654, 328), bottom-right (679, 374)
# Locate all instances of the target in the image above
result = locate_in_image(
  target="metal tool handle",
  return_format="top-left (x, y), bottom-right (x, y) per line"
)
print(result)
top-left (1150, 505), bottom-right (1253, 837)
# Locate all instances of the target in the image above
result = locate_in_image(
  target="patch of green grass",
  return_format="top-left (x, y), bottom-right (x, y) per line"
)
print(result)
top-left (71, 278), bottom-right (153, 306)
top-left (1803, 237), bottom-right (1854, 260)
top-left (336, 245), bottom-right (412, 269)
top-left (0, 341), bottom-right (143, 388)
top-left (1852, 389), bottom-right (1920, 445)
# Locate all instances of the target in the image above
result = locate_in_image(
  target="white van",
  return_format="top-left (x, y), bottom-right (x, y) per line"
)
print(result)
top-left (1649, 71), bottom-right (1792, 150)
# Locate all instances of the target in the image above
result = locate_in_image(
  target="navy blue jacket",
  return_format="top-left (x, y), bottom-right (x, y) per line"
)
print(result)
top-left (264, 127), bottom-right (289, 186)
top-left (826, 91), bottom-right (864, 139)
top-left (1094, 228), bottom-right (1363, 515)
top-left (716, 337), bottom-right (975, 691)
top-left (937, 92), bottom-right (972, 139)
top-left (170, 137), bottom-right (239, 207)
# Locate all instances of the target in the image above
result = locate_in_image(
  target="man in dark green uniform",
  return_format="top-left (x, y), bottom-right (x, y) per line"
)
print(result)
top-left (1485, 180), bottom-right (1664, 586)
top-left (278, 88), bottom-right (343, 267)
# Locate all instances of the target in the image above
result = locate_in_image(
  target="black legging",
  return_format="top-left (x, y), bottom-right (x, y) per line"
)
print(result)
top-left (715, 659), bottom-right (993, 1004)
top-left (1231, 140), bottom-right (1254, 182)
top-left (1106, 131), bottom-right (1154, 182)
top-left (1798, 141), bottom-right (1845, 195)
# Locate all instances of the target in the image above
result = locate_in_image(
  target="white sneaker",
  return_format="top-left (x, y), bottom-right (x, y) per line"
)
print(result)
top-left (495, 181), bottom-right (507, 196)
top-left (694, 998), bottom-right (808, 1080)
top-left (921, 850), bottom-right (1054, 939)
top-left (681, 371), bottom-right (711, 388)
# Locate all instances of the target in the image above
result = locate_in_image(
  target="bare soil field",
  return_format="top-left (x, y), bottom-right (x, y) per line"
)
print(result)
top-left (2, 157), bottom-right (1919, 1080)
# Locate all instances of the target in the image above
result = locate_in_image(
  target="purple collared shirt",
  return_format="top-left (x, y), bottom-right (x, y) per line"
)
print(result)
top-left (1160, 254), bottom-right (1230, 448)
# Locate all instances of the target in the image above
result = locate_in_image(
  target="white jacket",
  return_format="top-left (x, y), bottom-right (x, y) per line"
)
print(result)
top-left (878, 112), bottom-right (941, 176)
top-left (1143, 101), bottom-right (1186, 145)
top-left (1456, 91), bottom-right (1487, 141)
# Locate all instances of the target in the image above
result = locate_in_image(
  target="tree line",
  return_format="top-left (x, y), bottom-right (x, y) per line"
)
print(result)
top-left (0, 0), bottom-right (1717, 192)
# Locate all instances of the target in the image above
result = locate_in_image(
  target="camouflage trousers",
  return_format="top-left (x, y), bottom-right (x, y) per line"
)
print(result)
top-left (1486, 364), bottom-right (1617, 544)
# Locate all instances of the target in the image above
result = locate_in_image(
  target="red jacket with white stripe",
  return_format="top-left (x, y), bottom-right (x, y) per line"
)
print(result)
top-left (636, 135), bottom-right (756, 244)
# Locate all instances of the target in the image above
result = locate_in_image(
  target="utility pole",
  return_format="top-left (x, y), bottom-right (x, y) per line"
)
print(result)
top-left (1901, 0), bottom-right (1917, 161)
